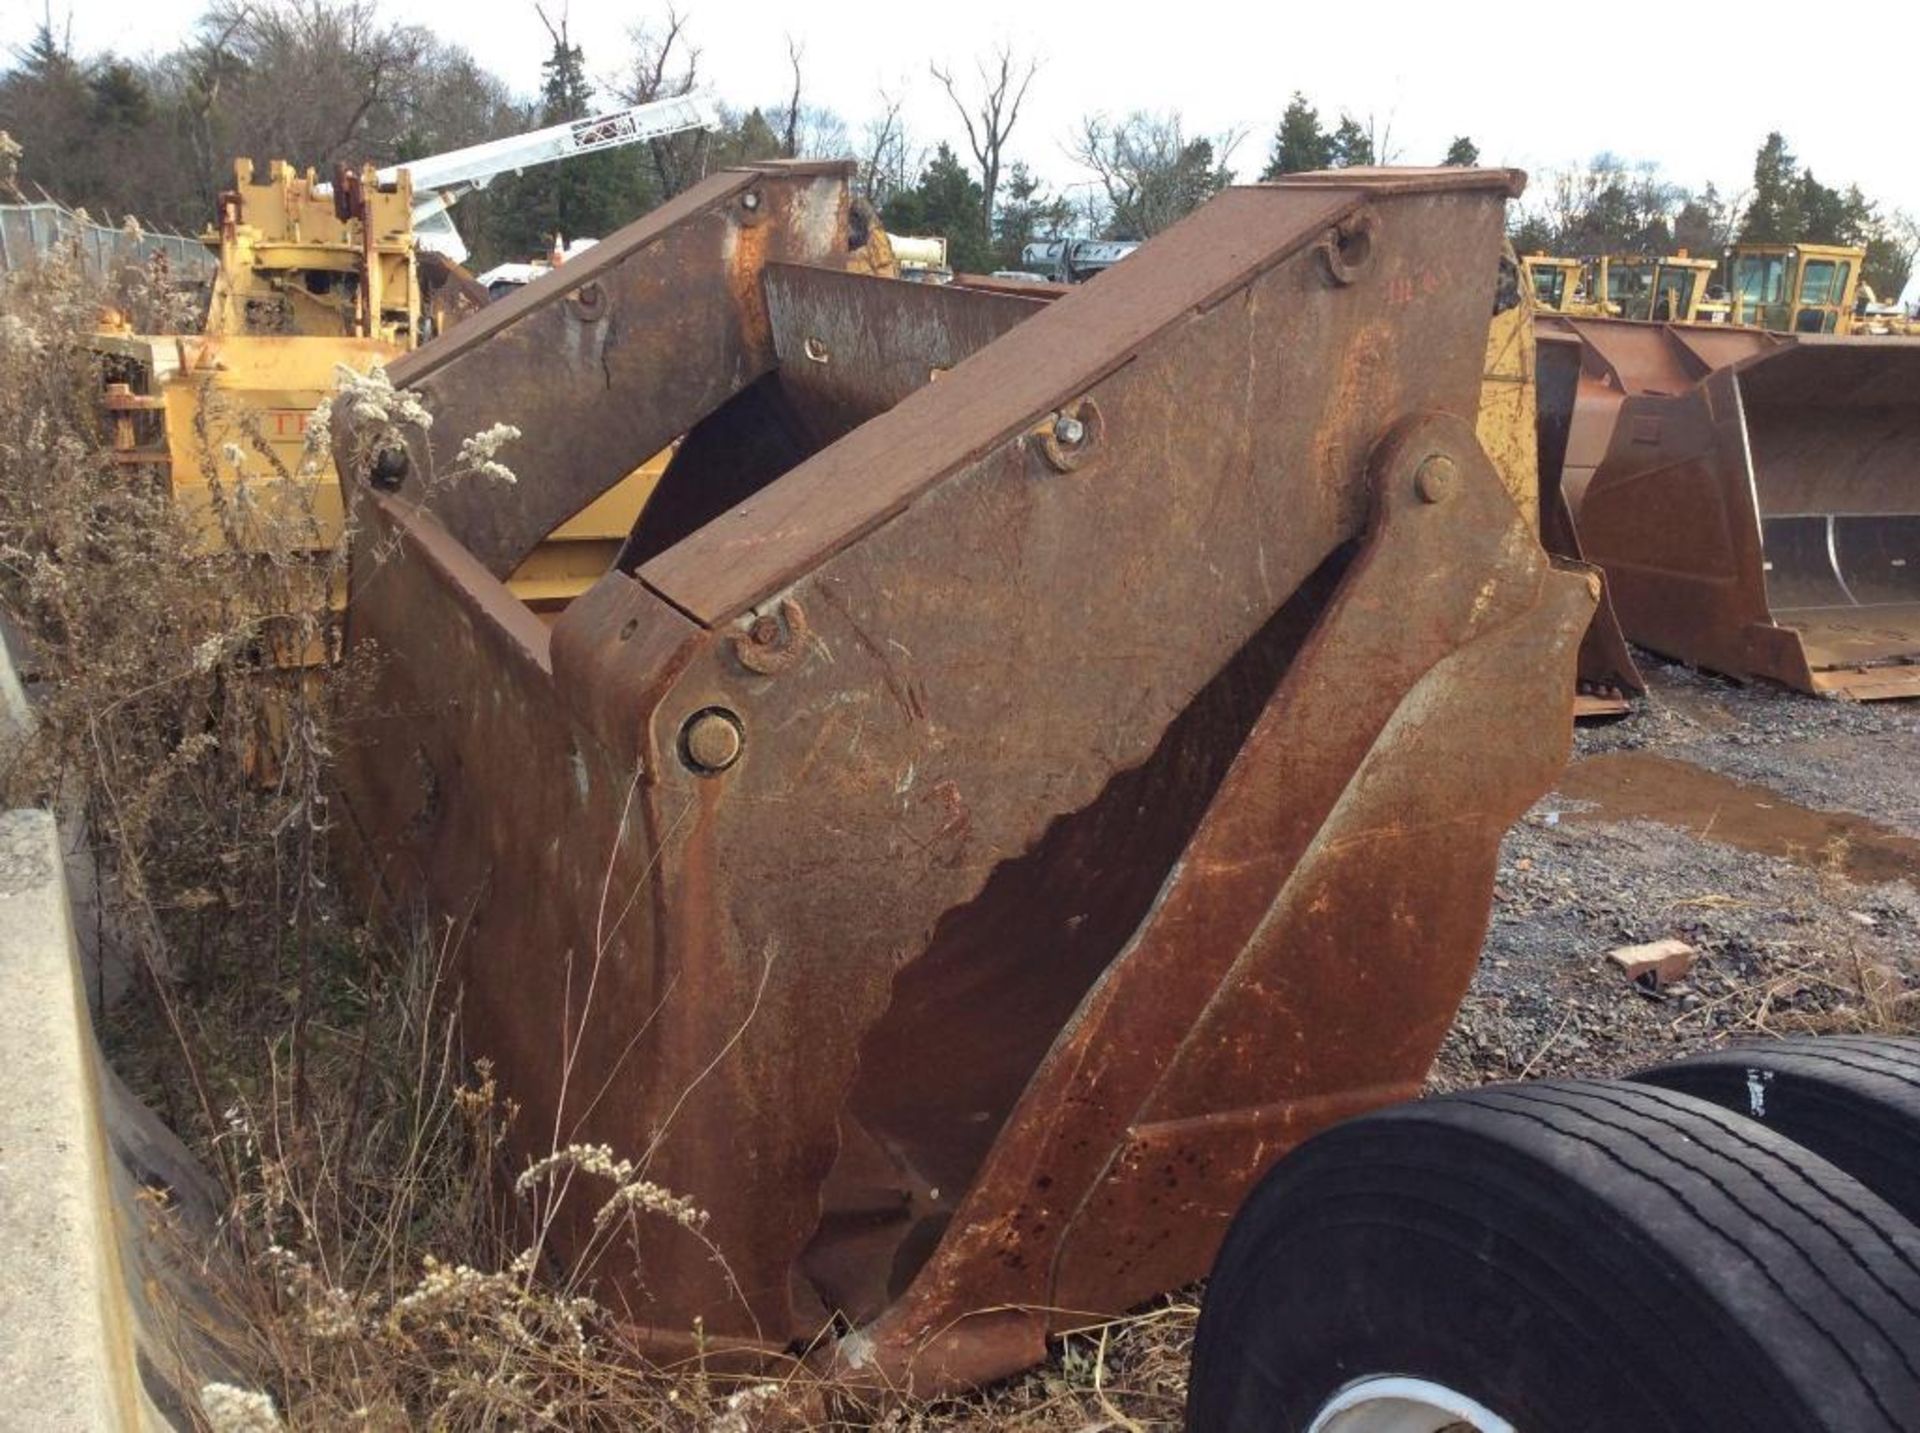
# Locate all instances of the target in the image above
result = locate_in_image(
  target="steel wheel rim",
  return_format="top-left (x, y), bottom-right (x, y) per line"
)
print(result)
top-left (1306, 1374), bottom-right (1517, 1433)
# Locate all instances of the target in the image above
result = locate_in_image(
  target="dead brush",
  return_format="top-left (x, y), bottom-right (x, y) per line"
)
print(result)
top-left (0, 243), bottom-right (350, 1161)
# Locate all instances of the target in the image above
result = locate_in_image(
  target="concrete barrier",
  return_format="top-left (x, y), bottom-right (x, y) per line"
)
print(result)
top-left (0, 808), bottom-right (222, 1430)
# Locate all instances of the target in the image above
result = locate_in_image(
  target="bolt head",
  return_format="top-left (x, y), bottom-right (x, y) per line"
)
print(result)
top-left (682, 710), bottom-right (743, 774)
top-left (741, 191), bottom-right (762, 212)
top-left (369, 445), bottom-right (410, 490)
top-left (1415, 453), bottom-right (1458, 504)
top-left (1053, 414), bottom-right (1087, 446)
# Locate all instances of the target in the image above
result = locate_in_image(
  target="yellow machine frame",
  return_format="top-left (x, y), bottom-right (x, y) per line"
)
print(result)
top-left (204, 160), bottom-right (419, 343)
top-left (97, 159), bottom-right (665, 616)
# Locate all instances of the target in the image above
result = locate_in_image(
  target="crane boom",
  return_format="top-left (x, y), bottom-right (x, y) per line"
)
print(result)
top-left (385, 92), bottom-right (719, 201)
top-left (319, 92), bottom-right (720, 263)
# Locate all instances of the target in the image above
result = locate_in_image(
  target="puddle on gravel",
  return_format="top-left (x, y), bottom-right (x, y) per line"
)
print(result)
top-left (1554, 752), bottom-right (1920, 887)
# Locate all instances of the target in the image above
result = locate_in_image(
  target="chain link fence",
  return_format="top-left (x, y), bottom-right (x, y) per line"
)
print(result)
top-left (0, 199), bottom-right (214, 282)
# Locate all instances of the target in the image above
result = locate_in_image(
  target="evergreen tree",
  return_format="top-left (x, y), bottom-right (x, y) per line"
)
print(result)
top-left (882, 144), bottom-right (993, 274)
top-left (1738, 132), bottom-right (1802, 244)
top-left (0, 25), bottom-right (96, 199)
top-left (1329, 115), bottom-right (1373, 167)
top-left (706, 107), bottom-right (785, 169)
top-left (1672, 185), bottom-right (1728, 253)
top-left (1509, 214), bottom-right (1555, 254)
top-left (1795, 170), bottom-right (1855, 245)
top-left (88, 62), bottom-right (152, 130)
top-left (1261, 93), bottom-right (1330, 178)
top-left (1730, 135), bottom-right (1905, 294)
top-left (482, 23), bottom-right (650, 262)
top-left (1442, 136), bottom-right (1478, 167)
top-left (992, 161), bottom-right (1072, 269)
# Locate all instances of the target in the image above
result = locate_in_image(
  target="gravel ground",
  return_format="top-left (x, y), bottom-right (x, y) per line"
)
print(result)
top-left (1576, 653), bottom-right (1920, 835)
top-left (1434, 653), bottom-right (1920, 1091)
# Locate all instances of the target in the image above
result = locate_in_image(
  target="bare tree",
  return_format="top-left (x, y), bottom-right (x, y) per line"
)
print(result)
top-left (619, 7), bottom-right (704, 198)
top-left (779, 36), bottom-right (803, 158)
top-left (858, 88), bottom-right (915, 205)
top-left (1874, 207), bottom-right (1918, 303)
top-left (929, 43), bottom-right (1037, 242)
top-left (1072, 111), bottom-right (1240, 240)
top-left (195, 0), bottom-right (434, 166)
top-left (793, 106), bottom-right (847, 160)
top-left (1362, 111), bottom-right (1399, 166)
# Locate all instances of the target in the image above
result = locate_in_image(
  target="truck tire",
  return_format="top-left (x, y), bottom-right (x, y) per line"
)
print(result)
top-left (1187, 1079), bottom-right (1920, 1432)
top-left (1630, 1035), bottom-right (1920, 1224)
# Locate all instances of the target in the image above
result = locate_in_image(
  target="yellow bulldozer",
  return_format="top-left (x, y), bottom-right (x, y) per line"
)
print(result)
top-left (1538, 239), bottom-right (1914, 336)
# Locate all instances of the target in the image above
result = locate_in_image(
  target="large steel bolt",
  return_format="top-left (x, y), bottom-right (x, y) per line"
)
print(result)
top-left (369, 445), bottom-right (410, 490)
top-left (1053, 413), bottom-right (1087, 447)
top-left (1415, 453), bottom-right (1458, 504)
top-left (681, 709), bottom-right (744, 774)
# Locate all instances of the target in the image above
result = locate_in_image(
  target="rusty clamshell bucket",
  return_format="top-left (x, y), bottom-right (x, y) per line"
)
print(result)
top-left (334, 162), bottom-right (1593, 1393)
top-left (1548, 316), bottom-right (1920, 699)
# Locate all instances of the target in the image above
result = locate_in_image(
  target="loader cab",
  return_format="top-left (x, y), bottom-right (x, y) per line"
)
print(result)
top-left (1523, 254), bottom-right (1582, 312)
top-left (1649, 254), bottom-right (1717, 322)
top-left (1727, 243), bottom-right (1863, 334)
top-left (1600, 257), bottom-right (1655, 319)
top-left (1587, 254), bottom-right (1717, 323)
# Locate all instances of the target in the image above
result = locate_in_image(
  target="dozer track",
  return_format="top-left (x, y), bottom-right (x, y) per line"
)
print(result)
top-left (333, 161), bottom-right (1593, 1393)
top-left (1543, 315), bottom-right (1920, 699)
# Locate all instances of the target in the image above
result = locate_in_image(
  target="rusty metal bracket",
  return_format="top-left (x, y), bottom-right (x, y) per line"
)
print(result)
top-left (1029, 398), bottom-right (1104, 473)
top-left (1318, 207), bottom-right (1378, 286)
top-left (730, 598), bottom-right (809, 675)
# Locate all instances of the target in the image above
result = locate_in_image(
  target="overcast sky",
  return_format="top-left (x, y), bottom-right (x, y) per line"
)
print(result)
top-left (11, 0), bottom-right (1918, 220)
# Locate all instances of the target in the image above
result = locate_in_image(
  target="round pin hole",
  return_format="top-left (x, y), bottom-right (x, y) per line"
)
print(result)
top-left (619, 618), bottom-right (639, 641)
top-left (804, 336), bottom-right (831, 364)
top-left (1337, 225), bottom-right (1373, 272)
top-left (1322, 210), bottom-right (1379, 285)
